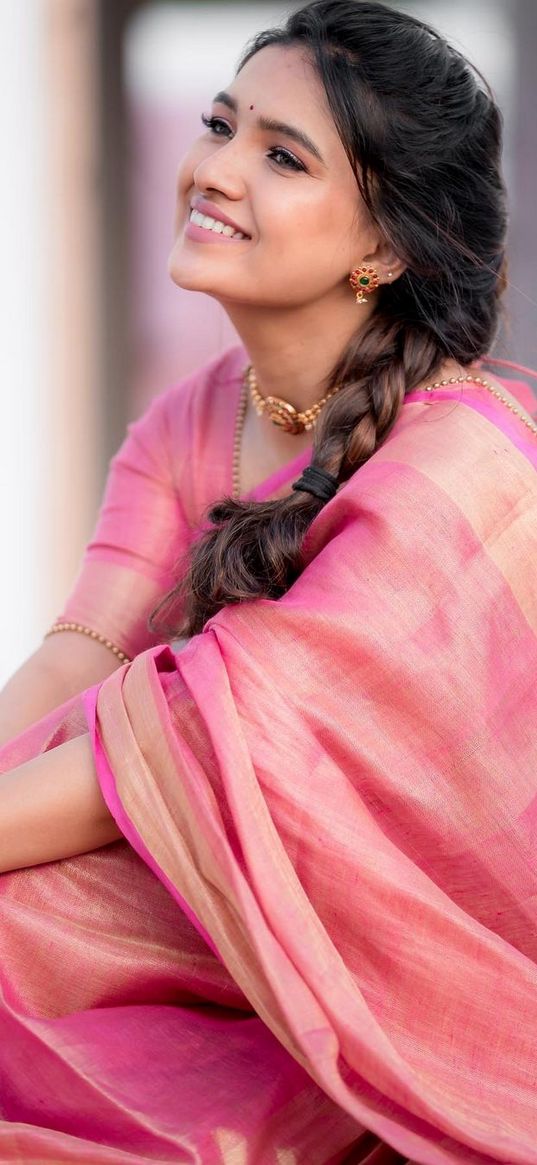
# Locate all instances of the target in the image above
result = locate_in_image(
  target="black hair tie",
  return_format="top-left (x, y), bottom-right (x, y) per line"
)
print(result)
top-left (291, 465), bottom-right (339, 502)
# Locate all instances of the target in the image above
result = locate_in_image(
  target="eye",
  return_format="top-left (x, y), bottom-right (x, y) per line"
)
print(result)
top-left (267, 147), bottom-right (305, 173)
top-left (200, 113), bottom-right (306, 174)
top-left (201, 113), bottom-right (232, 137)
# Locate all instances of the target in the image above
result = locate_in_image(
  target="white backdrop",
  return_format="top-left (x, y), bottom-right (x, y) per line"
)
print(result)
top-left (0, 2), bottom-right (48, 688)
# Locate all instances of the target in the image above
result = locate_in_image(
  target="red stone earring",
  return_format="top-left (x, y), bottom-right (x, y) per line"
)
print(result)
top-left (349, 265), bottom-right (380, 304)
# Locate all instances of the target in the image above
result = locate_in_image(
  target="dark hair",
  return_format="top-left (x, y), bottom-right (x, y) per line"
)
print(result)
top-left (149, 0), bottom-right (508, 639)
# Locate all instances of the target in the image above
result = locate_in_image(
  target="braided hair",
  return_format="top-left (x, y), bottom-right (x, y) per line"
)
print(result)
top-left (149, 0), bottom-right (508, 639)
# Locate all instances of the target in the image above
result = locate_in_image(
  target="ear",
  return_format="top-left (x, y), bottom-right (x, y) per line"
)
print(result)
top-left (356, 234), bottom-right (406, 284)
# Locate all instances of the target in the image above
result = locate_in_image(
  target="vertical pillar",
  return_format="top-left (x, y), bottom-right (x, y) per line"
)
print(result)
top-left (503, 0), bottom-right (537, 373)
top-left (42, 0), bottom-right (103, 629)
top-left (0, 6), bottom-right (52, 680)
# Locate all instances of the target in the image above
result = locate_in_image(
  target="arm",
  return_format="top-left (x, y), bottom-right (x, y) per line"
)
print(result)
top-left (0, 382), bottom-right (191, 747)
top-left (0, 732), bottom-right (121, 872)
top-left (0, 635), bottom-right (124, 748)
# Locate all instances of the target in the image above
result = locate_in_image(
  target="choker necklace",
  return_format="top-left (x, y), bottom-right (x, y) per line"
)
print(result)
top-left (245, 364), bottom-right (342, 435)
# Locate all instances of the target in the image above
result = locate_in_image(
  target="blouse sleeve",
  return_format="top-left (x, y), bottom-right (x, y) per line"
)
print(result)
top-left (57, 386), bottom-right (191, 661)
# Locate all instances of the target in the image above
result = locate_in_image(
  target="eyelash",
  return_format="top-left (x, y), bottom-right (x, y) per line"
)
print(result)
top-left (200, 113), bottom-right (306, 173)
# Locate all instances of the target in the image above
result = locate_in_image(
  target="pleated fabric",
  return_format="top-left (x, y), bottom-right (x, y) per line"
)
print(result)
top-left (1, 347), bottom-right (536, 1162)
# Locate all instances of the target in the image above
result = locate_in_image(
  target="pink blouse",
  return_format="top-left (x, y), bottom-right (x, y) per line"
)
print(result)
top-left (59, 344), bottom-right (312, 660)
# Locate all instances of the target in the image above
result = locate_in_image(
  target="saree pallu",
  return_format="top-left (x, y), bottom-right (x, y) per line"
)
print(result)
top-left (1, 382), bottom-right (537, 1162)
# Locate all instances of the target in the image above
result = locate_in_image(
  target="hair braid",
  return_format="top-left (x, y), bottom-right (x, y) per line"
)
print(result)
top-left (149, 315), bottom-right (442, 639)
top-left (313, 314), bottom-right (440, 483)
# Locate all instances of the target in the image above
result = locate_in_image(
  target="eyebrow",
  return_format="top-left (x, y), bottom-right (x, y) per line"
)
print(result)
top-left (212, 90), bottom-right (326, 166)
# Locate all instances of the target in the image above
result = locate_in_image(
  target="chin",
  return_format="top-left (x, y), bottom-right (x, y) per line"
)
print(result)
top-left (166, 246), bottom-right (238, 300)
top-left (167, 246), bottom-right (206, 292)
top-left (167, 263), bottom-right (226, 300)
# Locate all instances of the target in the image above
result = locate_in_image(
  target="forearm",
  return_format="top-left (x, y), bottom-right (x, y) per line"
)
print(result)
top-left (0, 656), bottom-right (77, 748)
top-left (0, 733), bottom-right (122, 872)
top-left (0, 643), bottom-right (122, 749)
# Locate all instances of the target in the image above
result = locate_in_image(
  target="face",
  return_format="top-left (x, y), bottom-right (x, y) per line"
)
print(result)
top-left (168, 43), bottom-right (383, 311)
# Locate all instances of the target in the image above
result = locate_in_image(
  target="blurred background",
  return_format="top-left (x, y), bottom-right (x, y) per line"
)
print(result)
top-left (1, 0), bottom-right (536, 686)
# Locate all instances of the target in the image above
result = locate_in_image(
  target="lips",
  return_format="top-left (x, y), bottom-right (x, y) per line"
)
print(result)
top-left (190, 196), bottom-right (250, 238)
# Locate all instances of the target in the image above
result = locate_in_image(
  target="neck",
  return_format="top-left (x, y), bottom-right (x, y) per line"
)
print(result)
top-left (221, 295), bottom-right (375, 413)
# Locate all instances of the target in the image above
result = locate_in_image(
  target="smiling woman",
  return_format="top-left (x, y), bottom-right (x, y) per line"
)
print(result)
top-left (1, 1), bottom-right (537, 1162)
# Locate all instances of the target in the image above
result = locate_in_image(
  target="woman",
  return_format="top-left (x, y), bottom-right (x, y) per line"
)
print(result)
top-left (0, 0), bottom-right (536, 1160)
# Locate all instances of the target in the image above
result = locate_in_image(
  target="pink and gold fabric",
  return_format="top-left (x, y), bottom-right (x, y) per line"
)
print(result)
top-left (0, 346), bottom-right (536, 1162)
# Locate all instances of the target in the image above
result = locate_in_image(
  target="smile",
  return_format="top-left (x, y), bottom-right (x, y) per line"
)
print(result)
top-left (189, 209), bottom-right (247, 239)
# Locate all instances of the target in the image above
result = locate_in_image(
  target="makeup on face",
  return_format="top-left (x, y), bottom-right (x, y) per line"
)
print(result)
top-left (181, 49), bottom-right (332, 236)
top-left (170, 43), bottom-right (372, 315)
top-left (211, 89), bottom-right (327, 169)
top-left (182, 90), bottom-right (323, 246)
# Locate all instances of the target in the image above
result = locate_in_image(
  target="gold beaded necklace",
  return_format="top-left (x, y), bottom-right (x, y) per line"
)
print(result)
top-left (420, 371), bottom-right (537, 431)
top-left (232, 379), bottom-right (249, 501)
top-left (232, 368), bottom-right (537, 501)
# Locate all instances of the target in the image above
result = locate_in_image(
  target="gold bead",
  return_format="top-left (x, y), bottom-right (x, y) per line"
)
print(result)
top-left (44, 621), bottom-right (131, 664)
top-left (416, 373), bottom-right (537, 444)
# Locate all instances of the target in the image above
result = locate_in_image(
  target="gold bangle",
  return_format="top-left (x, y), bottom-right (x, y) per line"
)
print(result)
top-left (44, 622), bottom-right (132, 664)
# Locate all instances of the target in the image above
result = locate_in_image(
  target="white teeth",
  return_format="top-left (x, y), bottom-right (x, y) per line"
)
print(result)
top-left (189, 207), bottom-right (246, 239)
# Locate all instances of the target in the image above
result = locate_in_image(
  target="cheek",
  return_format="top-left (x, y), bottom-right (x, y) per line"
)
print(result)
top-left (173, 145), bottom-right (205, 232)
top-left (270, 178), bottom-right (353, 233)
top-left (268, 193), bottom-right (357, 271)
top-left (175, 142), bottom-right (206, 197)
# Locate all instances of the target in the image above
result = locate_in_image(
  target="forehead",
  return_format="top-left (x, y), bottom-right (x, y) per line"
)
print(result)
top-left (229, 43), bottom-right (337, 140)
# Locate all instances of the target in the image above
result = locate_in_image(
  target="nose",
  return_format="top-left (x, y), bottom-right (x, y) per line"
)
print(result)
top-left (192, 138), bottom-right (247, 202)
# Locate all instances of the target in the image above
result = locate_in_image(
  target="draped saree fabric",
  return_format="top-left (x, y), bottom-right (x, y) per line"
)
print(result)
top-left (0, 345), bottom-right (536, 1162)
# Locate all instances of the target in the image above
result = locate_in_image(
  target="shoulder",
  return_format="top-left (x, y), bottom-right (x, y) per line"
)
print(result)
top-left (128, 343), bottom-right (248, 523)
top-left (114, 341), bottom-right (242, 446)
top-left (302, 371), bottom-right (537, 571)
top-left (136, 343), bottom-right (248, 431)
top-left (119, 342), bottom-right (247, 471)
top-left (109, 344), bottom-right (248, 506)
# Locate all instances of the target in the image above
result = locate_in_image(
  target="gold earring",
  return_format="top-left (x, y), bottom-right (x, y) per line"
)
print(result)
top-left (349, 264), bottom-right (380, 304)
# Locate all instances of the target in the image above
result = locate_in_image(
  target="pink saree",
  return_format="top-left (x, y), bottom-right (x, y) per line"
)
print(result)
top-left (1, 345), bottom-right (537, 1163)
